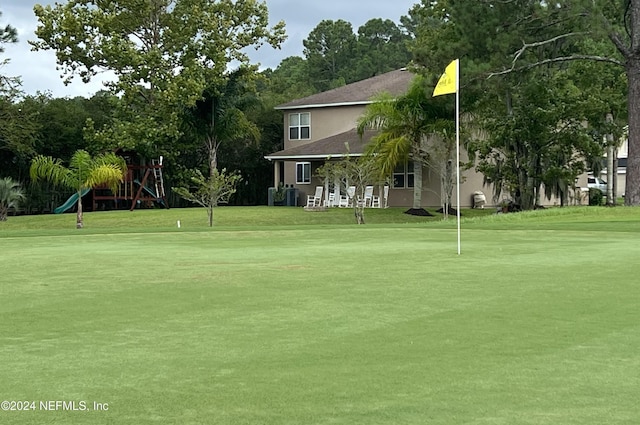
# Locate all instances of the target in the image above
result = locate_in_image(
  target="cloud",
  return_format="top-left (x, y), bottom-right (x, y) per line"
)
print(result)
top-left (1, 0), bottom-right (417, 98)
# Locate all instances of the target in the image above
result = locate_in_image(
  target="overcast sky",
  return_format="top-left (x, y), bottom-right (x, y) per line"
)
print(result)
top-left (1, 0), bottom-right (417, 98)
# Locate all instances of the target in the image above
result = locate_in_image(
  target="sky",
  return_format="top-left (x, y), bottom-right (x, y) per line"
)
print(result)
top-left (1, 0), bottom-right (418, 98)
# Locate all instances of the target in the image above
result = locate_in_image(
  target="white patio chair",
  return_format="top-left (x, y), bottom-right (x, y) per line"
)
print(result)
top-left (360, 185), bottom-right (374, 207)
top-left (371, 190), bottom-right (381, 208)
top-left (306, 186), bottom-right (323, 207)
top-left (338, 192), bottom-right (349, 207)
top-left (323, 191), bottom-right (336, 207)
top-left (339, 186), bottom-right (355, 207)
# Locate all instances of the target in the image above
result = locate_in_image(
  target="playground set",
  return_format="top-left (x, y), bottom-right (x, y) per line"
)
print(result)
top-left (54, 152), bottom-right (168, 214)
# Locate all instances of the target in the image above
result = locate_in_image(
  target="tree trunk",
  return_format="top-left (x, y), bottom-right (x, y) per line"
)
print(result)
top-left (623, 0), bottom-right (640, 206)
top-left (207, 135), bottom-right (219, 178)
top-left (516, 169), bottom-right (531, 209)
top-left (606, 113), bottom-right (615, 205)
top-left (352, 184), bottom-right (365, 224)
top-left (606, 144), bottom-right (615, 205)
top-left (0, 206), bottom-right (7, 221)
top-left (413, 159), bottom-right (423, 209)
top-left (442, 159), bottom-right (453, 220)
top-left (354, 205), bottom-right (365, 224)
top-left (613, 150), bottom-right (618, 201)
top-left (207, 205), bottom-right (214, 227)
top-left (76, 190), bottom-right (84, 229)
top-left (534, 181), bottom-right (541, 208)
top-left (208, 97), bottom-right (218, 178)
top-left (625, 56), bottom-right (640, 205)
top-left (523, 176), bottom-right (535, 210)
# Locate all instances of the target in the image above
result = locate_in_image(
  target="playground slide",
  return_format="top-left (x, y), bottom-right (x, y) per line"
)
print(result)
top-left (54, 189), bottom-right (91, 214)
top-left (133, 180), bottom-right (165, 206)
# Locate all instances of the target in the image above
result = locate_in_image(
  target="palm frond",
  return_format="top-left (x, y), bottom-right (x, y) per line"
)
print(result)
top-left (369, 133), bottom-right (411, 177)
top-left (356, 93), bottom-right (397, 135)
top-left (30, 155), bottom-right (77, 189)
top-left (94, 152), bottom-right (127, 174)
top-left (84, 164), bottom-right (125, 193)
top-left (69, 150), bottom-right (94, 184)
top-left (69, 150), bottom-right (93, 171)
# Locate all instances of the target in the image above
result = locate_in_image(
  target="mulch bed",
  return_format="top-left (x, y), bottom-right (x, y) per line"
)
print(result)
top-left (436, 206), bottom-right (462, 216)
top-left (403, 208), bottom-right (434, 216)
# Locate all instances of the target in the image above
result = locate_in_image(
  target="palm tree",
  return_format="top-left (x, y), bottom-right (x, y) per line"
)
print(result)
top-left (185, 67), bottom-right (261, 176)
top-left (30, 150), bottom-right (126, 228)
top-left (0, 177), bottom-right (25, 221)
top-left (356, 75), bottom-right (454, 214)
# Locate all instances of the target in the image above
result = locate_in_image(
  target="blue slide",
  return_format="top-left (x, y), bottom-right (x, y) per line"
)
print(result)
top-left (133, 180), bottom-right (165, 207)
top-left (54, 189), bottom-right (91, 214)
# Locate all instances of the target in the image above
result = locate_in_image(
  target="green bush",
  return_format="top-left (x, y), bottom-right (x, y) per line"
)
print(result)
top-left (589, 188), bottom-right (603, 206)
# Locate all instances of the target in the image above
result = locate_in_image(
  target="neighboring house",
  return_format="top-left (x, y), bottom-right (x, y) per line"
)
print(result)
top-left (264, 69), bottom-right (567, 208)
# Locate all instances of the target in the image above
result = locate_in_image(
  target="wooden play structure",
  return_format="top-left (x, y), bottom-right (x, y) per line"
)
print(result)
top-left (91, 153), bottom-right (168, 211)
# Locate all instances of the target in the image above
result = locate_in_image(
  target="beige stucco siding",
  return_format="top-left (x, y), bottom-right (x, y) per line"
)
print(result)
top-left (283, 106), bottom-right (366, 150)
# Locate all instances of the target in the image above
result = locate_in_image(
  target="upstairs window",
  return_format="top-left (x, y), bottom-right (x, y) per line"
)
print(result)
top-left (289, 112), bottom-right (310, 140)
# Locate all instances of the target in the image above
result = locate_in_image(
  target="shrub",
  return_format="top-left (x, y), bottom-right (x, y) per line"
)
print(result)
top-left (0, 177), bottom-right (26, 221)
top-left (589, 188), bottom-right (603, 206)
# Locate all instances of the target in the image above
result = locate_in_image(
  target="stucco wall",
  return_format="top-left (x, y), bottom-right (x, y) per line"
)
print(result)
top-left (283, 106), bottom-right (366, 150)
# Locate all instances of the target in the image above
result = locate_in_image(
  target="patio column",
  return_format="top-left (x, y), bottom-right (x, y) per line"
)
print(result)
top-left (273, 160), bottom-right (281, 187)
top-left (324, 180), bottom-right (329, 206)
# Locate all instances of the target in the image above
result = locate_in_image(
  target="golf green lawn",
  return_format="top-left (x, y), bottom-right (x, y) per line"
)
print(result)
top-left (1, 206), bottom-right (639, 424)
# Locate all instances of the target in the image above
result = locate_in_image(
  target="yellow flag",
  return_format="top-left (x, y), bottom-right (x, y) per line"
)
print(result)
top-left (433, 59), bottom-right (458, 97)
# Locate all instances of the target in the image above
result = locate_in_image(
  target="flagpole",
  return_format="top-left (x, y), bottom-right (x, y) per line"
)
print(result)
top-left (432, 58), bottom-right (461, 255)
top-left (455, 59), bottom-right (461, 255)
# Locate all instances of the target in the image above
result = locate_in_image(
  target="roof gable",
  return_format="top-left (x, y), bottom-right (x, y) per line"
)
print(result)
top-left (276, 69), bottom-right (414, 110)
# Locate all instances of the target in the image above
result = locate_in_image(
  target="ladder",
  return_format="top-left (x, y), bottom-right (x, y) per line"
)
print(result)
top-left (151, 156), bottom-right (165, 198)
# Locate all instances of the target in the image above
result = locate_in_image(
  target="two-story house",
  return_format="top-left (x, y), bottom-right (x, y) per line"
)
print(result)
top-left (264, 69), bottom-right (495, 208)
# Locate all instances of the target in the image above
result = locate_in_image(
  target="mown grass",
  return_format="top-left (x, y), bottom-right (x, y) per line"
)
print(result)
top-left (1, 206), bottom-right (639, 424)
top-left (0, 205), bottom-right (493, 233)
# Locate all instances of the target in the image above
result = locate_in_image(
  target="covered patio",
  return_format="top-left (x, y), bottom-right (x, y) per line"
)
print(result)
top-left (265, 129), bottom-right (378, 207)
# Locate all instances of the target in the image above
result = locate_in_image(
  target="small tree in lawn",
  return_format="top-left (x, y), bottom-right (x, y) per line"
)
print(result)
top-left (30, 150), bottom-right (126, 228)
top-left (0, 177), bottom-right (25, 221)
top-left (345, 156), bottom-right (379, 224)
top-left (319, 152), bottom-right (380, 224)
top-left (172, 168), bottom-right (241, 227)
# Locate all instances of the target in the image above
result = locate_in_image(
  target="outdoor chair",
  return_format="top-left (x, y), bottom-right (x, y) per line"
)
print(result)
top-left (371, 190), bottom-right (381, 208)
top-left (323, 191), bottom-right (337, 207)
top-left (339, 186), bottom-right (355, 208)
top-left (306, 186), bottom-right (323, 207)
top-left (360, 185), bottom-right (374, 207)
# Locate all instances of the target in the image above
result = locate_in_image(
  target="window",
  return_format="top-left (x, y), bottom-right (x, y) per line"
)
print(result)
top-left (296, 162), bottom-right (311, 184)
top-left (392, 162), bottom-right (415, 188)
top-left (289, 112), bottom-right (310, 140)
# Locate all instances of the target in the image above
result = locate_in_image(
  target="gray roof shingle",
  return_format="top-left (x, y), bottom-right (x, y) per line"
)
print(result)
top-left (265, 129), bottom-right (378, 160)
top-left (276, 69), bottom-right (414, 110)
